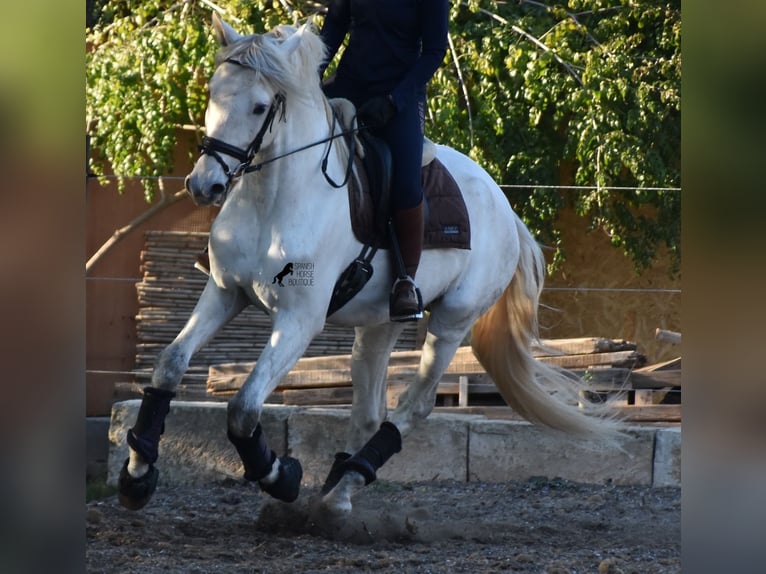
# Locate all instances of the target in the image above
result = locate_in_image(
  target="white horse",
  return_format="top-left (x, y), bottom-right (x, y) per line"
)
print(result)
top-left (118, 14), bottom-right (619, 513)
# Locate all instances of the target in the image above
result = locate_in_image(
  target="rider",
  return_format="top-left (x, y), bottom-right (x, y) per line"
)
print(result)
top-left (319, 0), bottom-right (449, 322)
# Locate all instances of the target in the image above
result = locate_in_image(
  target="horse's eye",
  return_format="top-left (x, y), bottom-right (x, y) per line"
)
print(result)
top-left (253, 103), bottom-right (268, 115)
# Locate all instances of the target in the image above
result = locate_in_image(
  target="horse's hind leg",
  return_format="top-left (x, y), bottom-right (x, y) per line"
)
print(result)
top-left (118, 281), bottom-right (248, 510)
top-left (320, 323), bottom-right (404, 509)
top-left (321, 307), bottom-right (473, 513)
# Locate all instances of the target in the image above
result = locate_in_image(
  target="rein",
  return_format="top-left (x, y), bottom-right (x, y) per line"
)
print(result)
top-left (198, 57), bottom-right (362, 189)
top-left (244, 109), bottom-right (359, 187)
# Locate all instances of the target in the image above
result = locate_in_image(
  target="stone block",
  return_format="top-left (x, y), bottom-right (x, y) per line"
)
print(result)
top-left (653, 427), bottom-right (681, 487)
top-left (380, 413), bottom-right (472, 483)
top-left (86, 417), bottom-right (111, 481)
top-left (286, 408), bottom-right (350, 487)
top-left (287, 409), bottom-right (476, 486)
top-left (106, 401), bottom-right (666, 490)
top-left (107, 400), bottom-right (296, 487)
top-left (468, 420), bottom-right (656, 486)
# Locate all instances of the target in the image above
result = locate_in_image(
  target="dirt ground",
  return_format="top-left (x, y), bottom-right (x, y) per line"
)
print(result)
top-left (86, 476), bottom-right (680, 574)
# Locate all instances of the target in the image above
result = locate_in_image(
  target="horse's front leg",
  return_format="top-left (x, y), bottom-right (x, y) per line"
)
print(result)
top-left (118, 281), bottom-right (248, 510)
top-left (226, 311), bottom-right (324, 503)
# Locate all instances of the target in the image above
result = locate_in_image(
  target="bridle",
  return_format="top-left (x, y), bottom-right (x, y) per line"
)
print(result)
top-left (198, 59), bottom-right (287, 186)
top-left (196, 58), bottom-right (361, 192)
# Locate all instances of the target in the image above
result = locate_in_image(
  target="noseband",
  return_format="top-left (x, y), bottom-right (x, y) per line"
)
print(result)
top-left (198, 60), bottom-right (287, 186)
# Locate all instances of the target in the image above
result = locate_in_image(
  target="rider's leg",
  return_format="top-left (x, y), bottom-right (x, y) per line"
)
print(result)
top-left (390, 201), bottom-right (424, 320)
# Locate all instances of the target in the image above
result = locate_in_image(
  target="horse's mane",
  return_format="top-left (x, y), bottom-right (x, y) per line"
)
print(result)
top-left (214, 22), bottom-right (327, 104)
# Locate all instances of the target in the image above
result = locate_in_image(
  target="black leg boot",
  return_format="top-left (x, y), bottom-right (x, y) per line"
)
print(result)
top-left (228, 424), bottom-right (303, 503)
top-left (390, 201), bottom-right (424, 322)
top-left (118, 386), bottom-right (175, 510)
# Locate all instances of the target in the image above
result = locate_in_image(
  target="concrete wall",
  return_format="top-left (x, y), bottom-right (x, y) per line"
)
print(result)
top-left (108, 402), bottom-right (681, 489)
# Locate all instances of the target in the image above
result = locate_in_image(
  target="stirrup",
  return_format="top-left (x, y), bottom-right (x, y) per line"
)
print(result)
top-left (389, 276), bottom-right (424, 322)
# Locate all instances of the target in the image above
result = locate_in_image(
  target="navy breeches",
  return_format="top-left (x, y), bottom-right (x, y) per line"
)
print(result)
top-left (373, 96), bottom-right (425, 211)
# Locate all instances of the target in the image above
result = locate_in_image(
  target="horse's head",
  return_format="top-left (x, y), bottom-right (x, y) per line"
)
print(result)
top-left (185, 14), bottom-right (326, 206)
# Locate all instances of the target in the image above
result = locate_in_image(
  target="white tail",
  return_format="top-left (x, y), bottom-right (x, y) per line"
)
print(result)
top-left (471, 217), bottom-right (622, 439)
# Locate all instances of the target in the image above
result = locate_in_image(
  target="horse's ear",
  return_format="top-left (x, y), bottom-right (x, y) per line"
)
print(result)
top-left (279, 23), bottom-right (307, 57)
top-left (212, 12), bottom-right (241, 46)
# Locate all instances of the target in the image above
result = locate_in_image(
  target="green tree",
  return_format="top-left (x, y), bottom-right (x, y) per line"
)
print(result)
top-left (429, 0), bottom-right (680, 273)
top-left (86, 0), bottom-right (680, 274)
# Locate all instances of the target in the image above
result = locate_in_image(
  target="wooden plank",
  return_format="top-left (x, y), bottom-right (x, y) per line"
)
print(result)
top-left (532, 337), bottom-right (637, 356)
top-left (614, 404), bottom-right (681, 422)
top-left (636, 357), bottom-right (681, 371)
top-left (433, 404), bottom-right (680, 423)
top-left (281, 386), bottom-right (354, 406)
top-left (537, 350), bottom-right (646, 369)
top-left (630, 370), bottom-right (681, 389)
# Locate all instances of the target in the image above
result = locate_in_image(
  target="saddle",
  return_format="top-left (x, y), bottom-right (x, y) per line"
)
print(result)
top-left (329, 98), bottom-right (471, 251)
top-left (326, 99), bottom-right (471, 317)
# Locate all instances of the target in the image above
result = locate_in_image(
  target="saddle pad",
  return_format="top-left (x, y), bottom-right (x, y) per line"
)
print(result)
top-left (347, 157), bottom-right (471, 251)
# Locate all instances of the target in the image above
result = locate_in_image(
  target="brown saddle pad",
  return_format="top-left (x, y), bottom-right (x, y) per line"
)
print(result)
top-left (347, 156), bottom-right (471, 251)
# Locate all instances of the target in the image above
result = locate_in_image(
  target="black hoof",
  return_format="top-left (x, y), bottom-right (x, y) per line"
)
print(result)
top-left (260, 456), bottom-right (302, 503)
top-left (117, 458), bottom-right (159, 510)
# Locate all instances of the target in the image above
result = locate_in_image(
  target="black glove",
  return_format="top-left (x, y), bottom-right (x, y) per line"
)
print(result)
top-left (357, 95), bottom-right (396, 127)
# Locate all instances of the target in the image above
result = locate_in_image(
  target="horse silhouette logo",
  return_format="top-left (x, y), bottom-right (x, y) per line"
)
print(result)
top-left (272, 262), bottom-right (294, 286)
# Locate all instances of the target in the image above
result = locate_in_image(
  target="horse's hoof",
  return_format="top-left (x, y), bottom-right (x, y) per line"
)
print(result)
top-left (321, 491), bottom-right (353, 515)
top-left (117, 458), bottom-right (159, 510)
top-left (320, 451), bottom-right (351, 496)
top-left (320, 470), bottom-right (364, 515)
top-left (260, 456), bottom-right (302, 503)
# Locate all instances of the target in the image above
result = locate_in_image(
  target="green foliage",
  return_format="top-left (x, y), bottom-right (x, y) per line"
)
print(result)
top-left (430, 0), bottom-right (680, 274)
top-left (86, 0), bottom-right (309, 200)
top-left (86, 0), bottom-right (680, 274)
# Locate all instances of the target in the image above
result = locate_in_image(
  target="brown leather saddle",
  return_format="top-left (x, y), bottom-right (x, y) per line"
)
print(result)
top-left (347, 131), bottom-right (471, 251)
top-left (326, 99), bottom-right (471, 316)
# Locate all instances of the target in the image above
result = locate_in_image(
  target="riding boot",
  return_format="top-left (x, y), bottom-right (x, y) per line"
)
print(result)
top-left (390, 201), bottom-right (424, 322)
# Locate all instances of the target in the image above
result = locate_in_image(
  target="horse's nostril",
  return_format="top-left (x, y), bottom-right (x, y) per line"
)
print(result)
top-left (184, 175), bottom-right (193, 192)
top-left (210, 183), bottom-right (226, 198)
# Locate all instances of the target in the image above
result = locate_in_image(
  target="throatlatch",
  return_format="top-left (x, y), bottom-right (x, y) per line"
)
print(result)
top-left (227, 423), bottom-right (303, 503)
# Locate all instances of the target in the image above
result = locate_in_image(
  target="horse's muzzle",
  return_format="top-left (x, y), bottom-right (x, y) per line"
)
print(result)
top-left (184, 172), bottom-right (227, 207)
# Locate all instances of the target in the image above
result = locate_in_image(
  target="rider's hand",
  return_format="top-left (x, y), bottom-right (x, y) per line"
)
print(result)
top-left (357, 95), bottom-right (396, 127)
